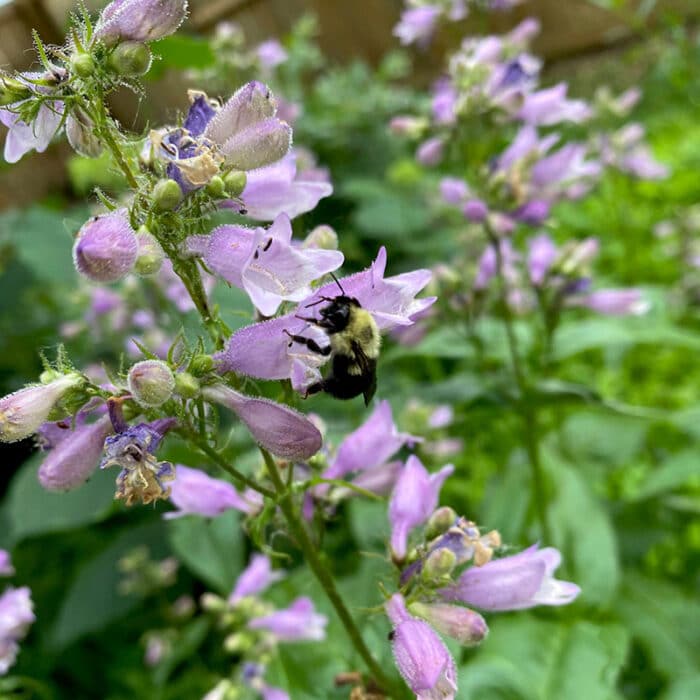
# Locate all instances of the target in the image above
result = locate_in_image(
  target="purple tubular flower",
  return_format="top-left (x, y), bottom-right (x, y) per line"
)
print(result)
top-left (393, 6), bottom-right (442, 47)
top-left (261, 687), bottom-right (289, 700)
top-left (215, 247), bottom-right (436, 380)
top-left (248, 596), bottom-right (327, 641)
top-left (201, 384), bottom-right (322, 460)
top-left (228, 554), bottom-right (284, 605)
top-left (416, 137), bottom-right (444, 166)
top-left (389, 455), bottom-right (454, 560)
top-left (571, 288), bottom-right (649, 316)
top-left (73, 210), bottom-right (139, 283)
top-left (38, 415), bottom-right (114, 491)
top-left (325, 400), bottom-right (417, 480)
top-left (432, 78), bottom-right (457, 126)
top-left (409, 601), bottom-right (488, 646)
top-left (527, 233), bottom-right (558, 285)
top-left (386, 594), bottom-right (457, 700)
top-left (440, 177), bottom-right (469, 205)
top-left (518, 83), bottom-right (592, 126)
top-left (0, 374), bottom-right (82, 443)
top-left (256, 39), bottom-right (288, 70)
top-left (0, 551), bottom-right (14, 577)
top-left (95, 0), bottom-right (188, 43)
top-left (441, 545), bottom-right (580, 611)
top-left (192, 213), bottom-right (343, 316)
top-left (463, 199), bottom-right (489, 223)
top-left (513, 199), bottom-right (550, 226)
top-left (166, 465), bottom-right (263, 519)
top-left (0, 586), bottom-right (35, 675)
top-left (234, 151), bottom-right (333, 221)
top-left (531, 143), bottom-right (602, 195)
top-left (1, 92), bottom-right (63, 163)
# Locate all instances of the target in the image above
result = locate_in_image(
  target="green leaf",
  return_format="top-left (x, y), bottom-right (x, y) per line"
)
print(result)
top-left (148, 35), bottom-right (215, 80)
top-left (460, 616), bottom-right (629, 700)
top-left (1, 452), bottom-right (116, 547)
top-left (167, 510), bottom-right (243, 594)
top-left (662, 675), bottom-right (700, 700)
top-left (49, 521), bottom-right (169, 649)
top-left (631, 448), bottom-right (700, 501)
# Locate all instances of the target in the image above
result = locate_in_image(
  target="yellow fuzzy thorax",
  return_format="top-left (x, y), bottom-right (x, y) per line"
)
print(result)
top-left (329, 307), bottom-right (381, 360)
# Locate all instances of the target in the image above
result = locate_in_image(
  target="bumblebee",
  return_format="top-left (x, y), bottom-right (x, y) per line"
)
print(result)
top-left (284, 277), bottom-right (380, 406)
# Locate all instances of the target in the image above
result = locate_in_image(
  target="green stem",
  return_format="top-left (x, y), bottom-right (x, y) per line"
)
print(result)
top-left (260, 448), bottom-right (406, 698)
top-left (487, 229), bottom-right (552, 543)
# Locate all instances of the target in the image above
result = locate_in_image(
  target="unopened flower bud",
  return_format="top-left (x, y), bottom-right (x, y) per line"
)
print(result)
top-left (223, 632), bottom-right (253, 654)
top-left (425, 506), bottom-right (458, 540)
top-left (96, 0), bottom-right (189, 44)
top-left (66, 108), bottom-right (103, 158)
top-left (422, 547), bottom-right (457, 581)
top-left (0, 76), bottom-right (32, 106)
top-left (205, 175), bottom-right (226, 198)
top-left (73, 211), bottom-right (138, 282)
top-left (127, 360), bottom-right (175, 407)
top-left (303, 225), bottom-right (338, 250)
top-left (174, 372), bottom-right (199, 398)
top-left (200, 593), bottom-right (227, 613)
top-left (70, 52), bottom-right (95, 78)
top-left (409, 601), bottom-right (488, 646)
top-left (464, 199), bottom-right (489, 223)
top-left (134, 229), bottom-right (165, 276)
top-left (189, 355), bottom-right (214, 375)
top-left (153, 178), bottom-right (182, 211)
top-left (108, 41), bottom-right (152, 76)
top-left (0, 374), bottom-right (83, 443)
top-left (223, 170), bottom-right (247, 197)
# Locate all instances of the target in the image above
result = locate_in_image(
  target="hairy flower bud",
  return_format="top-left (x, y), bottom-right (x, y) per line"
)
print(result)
top-left (189, 355), bottom-right (214, 375)
top-left (97, 0), bottom-right (188, 44)
top-left (425, 506), bottom-right (458, 540)
top-left (153, 178), bottom-right (182, 211)
top-left (0, 76), bottom-right (32, 106)
top-left (422, 547), bottom-right (457, 580)
top-left (303, 225), bottom-right (338, 250)
top-left (70, 52), bottom-right (95, 78)
top-left (73, 211), bottom-right (138, 283)
top-left (223, 170), bottom-right (247, 197)
top-left (108, 41), bottom-right (152, 76)
top-left (127, 360), bottom-right (175, 407)
top-left (205, 175), bottom-right (226, 198)
top-left (0, 374), bottom-right (83, 442)
top-left (409, 601), bottom-right (488, 647)
top-left (134, 229), bottom-right (165, 276)
top-left (174, 372), bottom-right (199, 398)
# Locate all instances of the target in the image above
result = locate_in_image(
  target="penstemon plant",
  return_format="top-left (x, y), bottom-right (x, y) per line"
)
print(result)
top-left (0, 1), bottom-right (606, 698)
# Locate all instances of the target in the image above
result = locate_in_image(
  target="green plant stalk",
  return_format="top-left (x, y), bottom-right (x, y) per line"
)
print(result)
top-left (488, 228), bottom-right (553, 543)
top-left (260, 448), bottom-right (408, 699)
top-left (93, 93), bottom-right (139, 190)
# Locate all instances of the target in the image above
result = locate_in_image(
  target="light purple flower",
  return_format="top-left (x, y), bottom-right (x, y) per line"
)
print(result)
top-left (513, 199), bottom-right (550, 226)
top-left (233, 151), bottom-right (333, 221)
top-left (215, 247), bottom-right (435, 381)
top-left (440, 177), bottom-right (469, 205)
top-left (95, 0), bottom-right (188, 43)
top-left (0, 374), bottom-right (83, 443)
top-left (432, 78), bottom-right (458, 126)
top-left (494, 125), bottom-right (559, 172)
top-left (409, 601), bottom-right (488, 646)
top-left (0, 552), bottom-right (13, 578)
top-left (1, 97), bottom-right (63, 163)
top-left (386, 594), bottom-right (457, 700)
top-left (248, 596), bottom-right (327, 641)
top-left (256, 39), bottom-right (288, 70)
top-left (570, 288), bottom-right (649, 316)
top-left (416, 137), bottom-right (444, 166)
top-left (394, 6), bottom-right (442, 48)
top-left (38, 415), bottom-right (114, 491)
top-left (261, 687), bottom-right (289, 700)
top-left (474, 240), bottom-right (517, 291)
top-left (527, 233), bottom-right (558, 285)
top-left (463, 199), bottom-right (489, 223)
top-left (201, 384), bottom-right (322, 460)
top-left (389, 455), bottom-right (454, 560)
top-left (0, 586), bottom-right (35, 675)
top-left (228, 554), bottom-right (284, 605)
top-left (428, 405), bottom-right (453, 429)
top-left (187, 213), bottom-right (343, 316)
top-left (531, 143), bottom-right (602, 199)
top-left (518, 83), bottom-right (592, 126)
top-left (167, 465), bottom-right (263, 519)
top-left (441, 545), bottom-right (580, 611)
top-left (325, 400), bottom-right (417, 480)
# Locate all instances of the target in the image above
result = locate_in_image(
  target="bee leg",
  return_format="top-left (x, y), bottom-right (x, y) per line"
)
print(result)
top-left (282, 330), bottom-right (331, 356)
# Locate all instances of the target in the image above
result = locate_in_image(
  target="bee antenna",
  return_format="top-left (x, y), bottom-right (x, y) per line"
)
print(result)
top-left (330, 272), bottom-right (345, 295)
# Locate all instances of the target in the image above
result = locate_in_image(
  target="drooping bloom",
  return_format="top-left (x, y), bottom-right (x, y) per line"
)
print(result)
top-left (0, 374), bottom-right (83, 443)
top-left (386, 594), bottom-right (457, 700)
top-left (166, 465), bottom-right (263, 519)
top-left (100, 419), bottom-right (177, 505)
top-left (215, 246), bottom-right (435, 383)
top-left (440, 545), bottom-right (580, 611)
top-left (518, 83), bottom-right (592, 126)
top-left (527, 233), bottom-right (558, 285)
top-left (0, 586), bottom-right (35, 675)
top-left (394, 6), bottom-right (442, 48)
top-left (569, 288), bottom-right (649, 316)
top-left (201, 384), bottom-right (322, 460)
top-left (389, 455), bottom-right (454, 560)
top-left (185, 213), bottom-right (343, 316)
top-left (38, 414), bottom-right (114, 491)
top-left (0, 552), bottom-right (13, 578)
top-left (248, 596), bottom-right (327, 641)
top-left (409, 601), bottom-right (488, 646)
top-left (73, 210), bottom-right (139, 283)
top-left (95, 0), bottom-right (189, 44)
top-left (228, 554), bottom-right (284, 605)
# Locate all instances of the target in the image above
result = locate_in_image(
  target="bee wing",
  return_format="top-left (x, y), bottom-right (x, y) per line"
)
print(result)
top-left (351, 341), bottom-right (378, 406)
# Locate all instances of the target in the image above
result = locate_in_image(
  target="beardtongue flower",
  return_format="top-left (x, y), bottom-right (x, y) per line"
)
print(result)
top-left (38, 414), bottom-right (114, 491)
top-left (0, 551), bottom-right (13, 577)
top-left (100, 419), bottom-right (177, 505)
top-left (416, 136), bottom-right (444, 166)
top-left (228, 554), bottom-right (284, 605)
top-left (440, 545), bottom-right (580, 611)
top-left (386, 594), bottom-right (457, 700)
top-left (185, 213), bottom-right (343, 316)
top-left (166, 465), bottom-right (263, 519)
top-left (409, 601), bottom-right (488, 646)
top-left (248, 596), bottom-right (327, 641)
top-left (0, 586), bottom-right (35, 675)
top-left (95, 0), bottom-right (189, 44)
top-left (0, 373), bottom-right (83, 443)
top-left (393, 6), bottom-right (442, 48)
top-left (527, 233), bottom-right (558, 285)
top-left (73, 210), bottom-right (139, 283)
top-left (517, 83), bottom-right (592, 126)
top-left (256, 39), bottom-right (288, 71)
top-left (201, 384), bottom-right (322, 460)
top-left (569, 288), bottom-right (649, 316)
top-left (389, 455), bottom-right (454, 561)
top-left (215, 246), bottom-right (436, 381)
